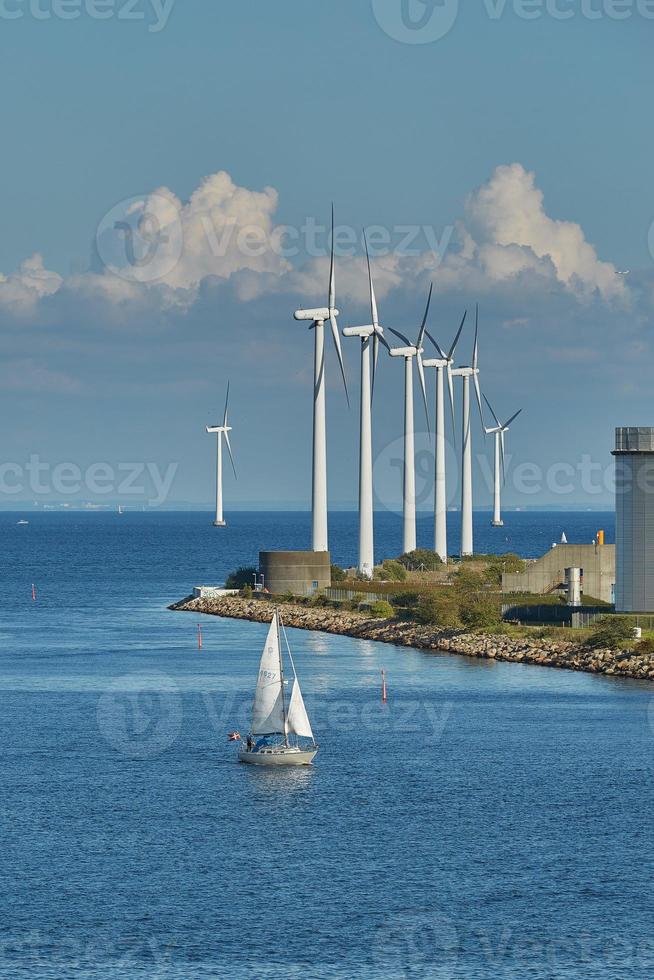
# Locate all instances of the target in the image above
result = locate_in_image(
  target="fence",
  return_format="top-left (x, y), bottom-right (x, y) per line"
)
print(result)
top-left (323, 587), bottom-right (390, 604)
top-left (501, 604), bottom-right (609, 628)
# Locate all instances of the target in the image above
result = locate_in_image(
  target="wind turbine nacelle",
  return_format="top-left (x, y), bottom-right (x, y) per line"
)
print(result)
top-left (294, 307), bottom-right (335, 322)
top-left (343, 325), bottom-right (374, 338)
top-left (389, 346), bottom-right (417, 358)
top-left (422, 358), bottom-right (448, 369)
top-left (206, 425), bottom-right (223, 434)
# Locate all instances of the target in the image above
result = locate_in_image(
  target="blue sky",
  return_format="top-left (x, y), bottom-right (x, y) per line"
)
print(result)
top-left (0, 1), bottom-right (653, 510)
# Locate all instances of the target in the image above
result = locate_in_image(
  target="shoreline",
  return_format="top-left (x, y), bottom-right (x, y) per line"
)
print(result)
top-left (170, 594), bottom-right (654, 683)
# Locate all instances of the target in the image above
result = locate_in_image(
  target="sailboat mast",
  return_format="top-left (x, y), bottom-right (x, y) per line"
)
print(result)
top-left (276, 610), bottom-right (289, 746)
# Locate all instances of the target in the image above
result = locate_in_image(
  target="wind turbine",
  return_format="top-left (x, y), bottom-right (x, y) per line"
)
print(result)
top-left (451, 306), bottom-right (484, 556)
top-left (388, 287), bottom-right (432, 556)
top-left (422, 311), bottom-right (467, 563)
top-left (483, 395), bottom-right (522, 527)
top-left (206, 383), bottom-right (236, 528)
top-left (294, 206), bottom-right (349, 553)
top-left (342, 232), bottom-right (391, 578)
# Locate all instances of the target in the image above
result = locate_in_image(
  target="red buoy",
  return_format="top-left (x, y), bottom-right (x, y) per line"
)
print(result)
top-left (31, 583), bottom-right (36, 602)
top-left (197, 623), bottom-right (203, 650)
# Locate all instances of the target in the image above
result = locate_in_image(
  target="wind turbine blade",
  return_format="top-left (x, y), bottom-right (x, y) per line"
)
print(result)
top-left (425, 329), bottom-right (447, 359)
top-left (416, 283), bottom-right (433, 349)
top-left (474, 374), bottom-right (484, 430)
top-left (503, 408), bottom-right (523, 430)
top-left (363, 230), bottom-right (379, 328)
top-left (483, 393), bottom-right (502, 430)
top-left (375, 327), bottom-right (391, 353)
top-left (224, 430), bottom-right (237, 479)
top-left (330, 313), bottom-right (350, 407)
top-left (472, 304), bottom-right (479, 371)
top-left (372, 334), bottom-right (380, 403)
top-left (328, 203), bottom-right (335, 311)
top-left (447, 311), bottom-right (467, 361)
top-left (417, 352), bottom-right (430, 435)
top-left (223, 381), bottom-right (230, 428)
top-left (387, 326), bottom-right (413, 346)
top-left (447, 363), bottom-right (456, 442)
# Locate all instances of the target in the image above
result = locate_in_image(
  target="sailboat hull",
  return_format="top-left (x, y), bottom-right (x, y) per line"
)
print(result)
top-left (238, 746), bottom-right (317, 767)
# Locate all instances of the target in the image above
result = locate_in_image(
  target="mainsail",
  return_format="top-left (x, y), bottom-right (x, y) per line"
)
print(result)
top-left (251, 613), bottom-right (286, 735)
top-left (286, 678), bottom-right (313, 740)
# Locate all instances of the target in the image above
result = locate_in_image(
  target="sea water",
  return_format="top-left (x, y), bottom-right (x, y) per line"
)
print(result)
top-left (0, 510), bottom-right (652, 980)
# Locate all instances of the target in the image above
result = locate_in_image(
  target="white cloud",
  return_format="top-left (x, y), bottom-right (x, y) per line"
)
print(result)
top-left (459, 162), bottom-right (625, 301)
top-left (0, 254), bottom-right (62, 314)
top-left (0, 163), bottom-right (632, 320)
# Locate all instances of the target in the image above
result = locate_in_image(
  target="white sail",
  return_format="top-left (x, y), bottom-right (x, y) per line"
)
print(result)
top-left (251, 613), bottom-right (286, 735)
top-left (286, 677), bottom-right (313, 740)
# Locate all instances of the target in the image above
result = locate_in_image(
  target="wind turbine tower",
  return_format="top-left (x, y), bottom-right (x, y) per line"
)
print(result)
top-left (388, 287), bottom-right (432, 556)
top-left (423, 311), bottom-right (467, 563)
top-left (342, 232), bottom-right (390, 578)
top-left (483, 395), bottom-right (522, 527)
top-left (451, 307), bottom-right (483, 556)
top-left (293, 206), bottom-right (349, 552)
top-left (206, 383), bottom-right (236, 527)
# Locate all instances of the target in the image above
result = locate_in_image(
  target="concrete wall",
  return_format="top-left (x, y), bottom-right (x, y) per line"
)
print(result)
top-left (259, 551), bottom-right (331, 596)
top-left (613, 427), bottom-right (654, 612)
top-left (502, 544), bottom-right (615, 604)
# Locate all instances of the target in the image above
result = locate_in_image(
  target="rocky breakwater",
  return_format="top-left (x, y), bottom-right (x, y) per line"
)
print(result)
top-left (170, 594), bottom-right (654, 682)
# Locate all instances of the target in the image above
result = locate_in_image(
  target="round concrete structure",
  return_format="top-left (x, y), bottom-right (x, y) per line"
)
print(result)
top-left (612, 427), bottom-right (654, 612)
top-left (259, 551), bottom-right (331, 597)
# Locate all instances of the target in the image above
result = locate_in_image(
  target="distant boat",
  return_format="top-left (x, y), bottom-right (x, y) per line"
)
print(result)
top-left (16, 520), bottom-right (29, 525)
top-left (238, 609), bottom-right (317, 767)
top-left (118, 506), bottom-right (124, 515)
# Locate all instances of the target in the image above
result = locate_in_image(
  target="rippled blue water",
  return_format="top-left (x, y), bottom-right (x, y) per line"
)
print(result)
top-left (1, 510), bottom-right (652, 980)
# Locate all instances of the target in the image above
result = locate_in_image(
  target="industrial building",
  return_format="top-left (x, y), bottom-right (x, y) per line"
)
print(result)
top-left (613, 427), bottom-right (654, 612)
top-left (502, 541), bottom-right (615, 605)
top-left (259, 551), bottom-right (331, 596)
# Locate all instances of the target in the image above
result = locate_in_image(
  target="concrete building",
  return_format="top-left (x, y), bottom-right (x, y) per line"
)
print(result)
top-left (613, 427), bottom-right (654, 612)
top-left (259, 551), bottom-right (331, 596)
top-left (502, 542), bottom-right (615, 605)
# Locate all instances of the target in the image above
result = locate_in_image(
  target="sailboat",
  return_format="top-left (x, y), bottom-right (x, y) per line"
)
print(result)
top-left (239, 609), bottom-right (318, 766)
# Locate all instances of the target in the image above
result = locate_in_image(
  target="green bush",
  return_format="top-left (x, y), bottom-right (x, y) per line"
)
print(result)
top-left (239, 584), bottom-right (253, 598)
top-left (587, 615), bottom-right (634, 650)
top-left (397, 549), bottom-right (443, 572)
top-left (415, 592), bottom-right (461, 628)
top-left (460, 595), bottom-right (502, 630)
top-left (331, 563), bottom-right (347, 583)
top-left (381, 560), bottom-right (408, 582)
top-left (369, 600), bottom-right (395, 619)
top-left (634, 637), bottom-right (654, 655)
top-left (226, 566), bottom-right (258, 590)
top-left (455, 567), bottom-right (488, 593)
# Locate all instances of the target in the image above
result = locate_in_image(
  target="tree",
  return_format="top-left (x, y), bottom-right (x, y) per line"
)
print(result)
top-left (370, 600), bottom-right (395, 619)
top-left (460, 595), bottom-right (501, 630)
top-left (415, 592), bottom-right (461, 627)
top-left (225, 566), bottom-right (258, 589)
top-left (587, 615), bottom-right (634, 650)
top-left (374, 560), bottom-right (407, 582)
top-left (398, 549), bottom-right (443, 572)
top-left (331, 563), bottom-right (347, 583)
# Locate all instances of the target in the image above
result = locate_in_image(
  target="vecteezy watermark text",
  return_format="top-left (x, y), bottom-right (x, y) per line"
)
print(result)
top-left (0, 455), bottom-right (178, 506)
top-left (372, 0), bottom-right (654, 45)
top-left (0, 0), bottom-right (175, 31)
top-left (96, 194), bottom-right (454, 283)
